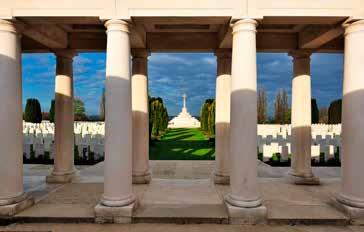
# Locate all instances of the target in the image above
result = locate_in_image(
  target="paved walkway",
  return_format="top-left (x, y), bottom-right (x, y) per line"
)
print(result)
top-left (12, 161), bottom-right (347, 225)
top-left (0, 162), bottom-right (358, 232)
top-left (16, 178), bottom-right (347, 223)
top-left (22, 160), bottom-right (341, 181)
top-left (1, 223), bottom-right (364, 232)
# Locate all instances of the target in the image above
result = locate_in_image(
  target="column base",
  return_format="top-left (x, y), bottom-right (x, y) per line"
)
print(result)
top-left (213, 173), bottom-right (230, 185)
top-left (0, 193), bottom-right (34, 217)
top-left (94, 201), bottom-right (137, 223)
top-left (225, 200), bottom-right (267, 224)
top-left (46, 169), bottom-right (78, 183)
top-left (331, 194), bottom-right (364, 224)
top-left (225, 193), bottom-right (262, 208)
top-left (288, 171), bottom-right (320, 185)
top-left (132, 173), bottom-right (151, 184)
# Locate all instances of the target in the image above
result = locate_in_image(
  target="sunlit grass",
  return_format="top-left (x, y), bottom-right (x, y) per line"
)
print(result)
top-left (149, 128), bottom-right (215, 160)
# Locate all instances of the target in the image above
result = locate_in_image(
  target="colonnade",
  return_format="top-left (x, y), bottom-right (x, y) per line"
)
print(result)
top-left (0, 18), bottom-right (364, 220)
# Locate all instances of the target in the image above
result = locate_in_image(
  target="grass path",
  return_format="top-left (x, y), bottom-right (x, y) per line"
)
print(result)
top-left (149, 128), bottom-right (215, 160)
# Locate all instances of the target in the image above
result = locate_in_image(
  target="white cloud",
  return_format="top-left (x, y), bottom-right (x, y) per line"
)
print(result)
top-left (202, 57), bottom-right (216, 65)
top-left (150, 53), bottom-right (193, 66)
top-left (155, 77), bottom-right (171, 84)
top-left (74, 56), bottom-right (92, 66)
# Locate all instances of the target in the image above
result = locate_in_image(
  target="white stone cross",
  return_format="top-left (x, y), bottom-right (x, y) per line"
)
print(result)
top-left (182, 93), bottom-right (187, 109)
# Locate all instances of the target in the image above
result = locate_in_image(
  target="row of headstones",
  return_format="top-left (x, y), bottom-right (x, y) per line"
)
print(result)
top-left (23, 143), bottom-right (105, 160)
top-left (23, 121), bottom-right (105, 160)
top-left (258, 134), bottom-right (341, 147)
top-left (257, 124), bottom-right (341, 138)
top-left (22, 122), bottom-right (342, 162)
top-left (257, 124), bottom-right (341, 163)
top-left (261, 143), bottom-right (340, 162)
top-left (24, 122), bottom-right (341, 142)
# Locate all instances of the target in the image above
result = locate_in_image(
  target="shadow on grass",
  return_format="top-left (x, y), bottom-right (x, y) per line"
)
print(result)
top-left (150, 128), bottom-right (215, 160)
top-left (162, 129), bottom-right (197, 139)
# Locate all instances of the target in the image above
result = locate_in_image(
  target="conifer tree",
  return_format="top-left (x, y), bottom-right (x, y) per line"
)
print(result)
top-left (24, 98), bottom-right (42, 123)
top-left (328, 99), bottom-right (342, 124)
top-left (311, 98), bottom-right (319, 124)
top-left (257, 88), bottom-right (268, 124)
top-left (49, 100), bottom-right (55, 123)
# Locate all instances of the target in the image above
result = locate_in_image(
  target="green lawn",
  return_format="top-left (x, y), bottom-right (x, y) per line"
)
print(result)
top-left (149, 128), bottom-right (215, 160)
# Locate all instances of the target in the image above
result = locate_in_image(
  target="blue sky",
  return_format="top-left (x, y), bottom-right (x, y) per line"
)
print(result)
top-left (22, 52), bottom-right (343, 116)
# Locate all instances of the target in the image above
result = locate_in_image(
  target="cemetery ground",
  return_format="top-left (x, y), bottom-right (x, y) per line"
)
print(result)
top-left (150, 128), bottom-right (215, 160)
top-left (22, 122), bottom-right (343, 166)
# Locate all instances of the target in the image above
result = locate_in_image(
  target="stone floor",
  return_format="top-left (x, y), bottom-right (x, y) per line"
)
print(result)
top-left (2, 160), bottom-right (356, 232)
top-left (1, 223), bottom-right (364, 232)
top-left (11, 160), bottom-right (348, 225)
top-left (22, 160), bottom-right (341, 182)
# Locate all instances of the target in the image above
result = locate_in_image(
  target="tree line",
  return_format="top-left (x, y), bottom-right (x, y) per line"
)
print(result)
top-left (199, 89), bottom-right (343, 137)
top-left (24, 89), bottom-right (341, 138)
top-left (257, 88), bottom-right (342, 124)
top-left (23, 98), bottom-right (88, 123)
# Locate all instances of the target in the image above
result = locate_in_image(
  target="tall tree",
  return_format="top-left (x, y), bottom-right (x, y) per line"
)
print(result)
top-left (74, 97), bottom-right (88, 121)
top-left (319, 107), bottom-right (328, 124)
top-left (328, 99), bottom-right (342, 124)
top-left (207, 101), bottom-right (216, 136)
top-left (274, 89), bottom-right (289, 124)
top-left (284, 108), bottom-right (291, 124)
top-left (49, 100), bottom-right (55, 123)
top-left (99, 88), bottom-right (105, 121)
top-left (149, 97), bottom-right (169, 137)
top-left (24, 98), bottom-right (42, 123)
top-left (257, 88), bottom-right (268, 124)
top-left (200, 102), bottom-right (209, 131)
top-left (200, 99), bottom-right (215, 136)
top-left (311, 98), bottom-right (319, 124)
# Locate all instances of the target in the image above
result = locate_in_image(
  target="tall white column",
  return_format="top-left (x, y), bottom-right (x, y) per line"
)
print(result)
top-left (214, 49), bottom-right (231, 185)
top-left (95, 19), bottom-right (135, 223)
top-left (0, 20), bottom-right (34, 216)
top-left (225, 19), bottom-right (266, 224)
top-left (131, 49), bottom-right (151, 184)
top-left (336, 20), bottom-right (364, 216)
top-left (46, 50), bottom-right (77, 183)
top-left (288, 51), bottom-right (319, 185)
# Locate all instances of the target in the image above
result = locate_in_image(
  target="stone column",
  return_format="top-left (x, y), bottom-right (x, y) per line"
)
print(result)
top-left (336, 20), bottom-right (364, 218)
top-left (288, 51), bottom-right (319, 185)
top-left (46, 50), bottom-right (77, 183)
top-left (225, 19), bottom-right (266, 224)
top-left (131, 49), bottom-right (151, 184)
top-left (0, 20), bottom-right (34, 216)
top-left (95, 19), bottom-right (136, 224)
top-left (214, 49), bottom-right (231, 185)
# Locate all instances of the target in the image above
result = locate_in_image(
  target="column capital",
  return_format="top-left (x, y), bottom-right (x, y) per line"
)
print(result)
top-left (216, 49), bottom-right (231, 76)
top-left (0, 20), bottom-right (19, 34)
top-left (231, 19), bottom-right (258, 34)
top-left (288, 50), bottom-right (312, 60)
top-left (54, 49), bottom-right (78, 60)
top-left (104, 19), bottom-right (130, 34)
top-left (215, 49), bottom-right (231, 59)
top-left (344, 20), bottom-right (364, 36)
top-left (131, 49), bottom-right (150, 59)
top-left (132, 49), bottom-right (148, 76)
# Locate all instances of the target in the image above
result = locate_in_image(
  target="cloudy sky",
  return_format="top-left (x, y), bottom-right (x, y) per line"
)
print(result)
top-left (22, 52), bottom-right (343, 117)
